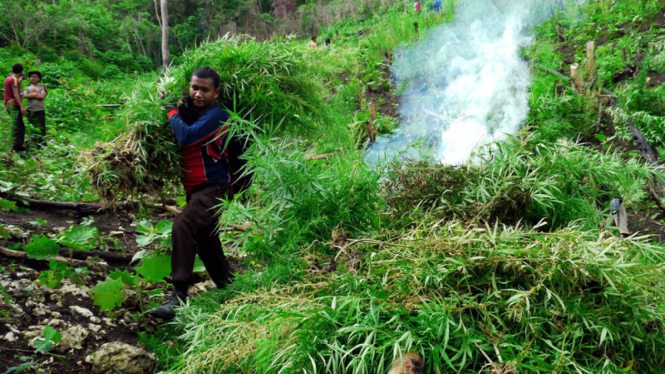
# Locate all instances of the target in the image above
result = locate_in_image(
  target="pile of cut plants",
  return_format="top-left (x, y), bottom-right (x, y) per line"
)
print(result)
top-left (3, 0), bottom-right (665, 373)
top-left (146, 1), bottom-right (665, 374)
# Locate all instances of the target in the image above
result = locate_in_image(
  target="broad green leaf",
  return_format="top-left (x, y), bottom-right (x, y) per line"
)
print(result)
top-left (43, 325), bottom-right (62, 344)
top-left (0, 180), bottom-right (16, 193)
top-left (58, 226), bottom-right (98, 251)
top-left (23, 236), bottom-right (59, 260)
top-left (2, 359), bottom-right (36, 373)
top-left (89, 277), bottom-right (126, 312)
top-left (109, 269), bottom-right (139, 287)
top-left (134, 220), bottom-right (154, 235)
top-left (155, 220), bottom-right (173, 235)
top-left (34, 326), bottom-right (61, 352)
top-left (136, 234), bottom-right (159, 247)
top-left (136, 255), bottom-right (171, 283)
top-left (0, 199), bottom-right (17, 212)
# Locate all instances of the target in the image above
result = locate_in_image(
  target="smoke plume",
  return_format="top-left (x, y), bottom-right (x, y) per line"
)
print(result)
top-left (365, 0), bottom-right (579, 165)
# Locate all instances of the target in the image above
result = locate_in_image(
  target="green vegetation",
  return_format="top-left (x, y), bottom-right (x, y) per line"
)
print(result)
top-left (2, 0), bottom-right (665, 373)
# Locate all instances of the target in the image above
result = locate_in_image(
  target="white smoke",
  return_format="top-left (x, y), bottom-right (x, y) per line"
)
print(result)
top-left (365, 0), bottom-right (581, 165)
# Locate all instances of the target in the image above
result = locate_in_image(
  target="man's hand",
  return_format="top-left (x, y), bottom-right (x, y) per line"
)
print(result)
top-left (162, 92), bottom-right (181, 118)
top-left (167, 108), bottom-right (178, 119)
top-left (165, 98), bottom-right (181, 120)
top-left (21, 107), bottom-right (27, 116)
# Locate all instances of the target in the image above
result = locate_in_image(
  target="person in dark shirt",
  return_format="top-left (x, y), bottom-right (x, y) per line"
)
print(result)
top-left (149, 66), bottom-right (235, 319)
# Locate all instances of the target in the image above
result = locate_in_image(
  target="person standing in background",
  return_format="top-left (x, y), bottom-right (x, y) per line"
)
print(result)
top-left (307, 36), bottom-right (318, 49)
top-left (23, 71), bottom-right (48, 149)
top-left (4, 63), bottom-right (27, 158)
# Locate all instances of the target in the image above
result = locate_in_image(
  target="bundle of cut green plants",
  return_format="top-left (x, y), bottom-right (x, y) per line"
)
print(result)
top-left (169, 222), bottom-right (665, 373)
top-left (81, 36), bottom-right (332, 199)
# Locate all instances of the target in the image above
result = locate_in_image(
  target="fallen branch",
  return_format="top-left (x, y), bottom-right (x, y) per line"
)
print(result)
top-left (649, 187), bottom-right (665, 212)
top-left (0, 245), bottom-right (107, 272)
top-left (0, 239), bottom-right (133, 263)
top-left (305, 152), bottom-right (338, 161)
top-left (0, 192), bottom-right (135, 213)
top-left (0, 192), bottom-right (181, 215)
top-left (151, 202), bottom-right (181, 215)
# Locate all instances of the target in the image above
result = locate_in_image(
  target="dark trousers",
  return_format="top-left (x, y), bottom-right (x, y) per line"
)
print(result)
top-left (27, 110), bottom-right (46, 148)
top-left (171, 183), bottom-right (234, 287)
top-left (7, 105), bottom-right (25, 152)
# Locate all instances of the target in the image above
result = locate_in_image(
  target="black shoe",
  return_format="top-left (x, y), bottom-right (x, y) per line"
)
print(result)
top-left (148, 290), bottom-right (187, 319)
top-left (213, 274), bottom-right (235, 289)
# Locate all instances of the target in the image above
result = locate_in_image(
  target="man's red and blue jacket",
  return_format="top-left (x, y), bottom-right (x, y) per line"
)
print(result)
top-left (169, 105), bottom-right (231, 192)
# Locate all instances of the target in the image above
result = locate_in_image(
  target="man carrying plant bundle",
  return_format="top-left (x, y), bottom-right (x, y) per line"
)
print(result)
top-left (149, 66), bottom-right (236, 320)
top-left (4, 63), bottom-right (27, 158)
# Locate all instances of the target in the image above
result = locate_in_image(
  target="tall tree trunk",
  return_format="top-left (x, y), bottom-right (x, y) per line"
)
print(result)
top-left (160, 0), bottom-right (170, 73)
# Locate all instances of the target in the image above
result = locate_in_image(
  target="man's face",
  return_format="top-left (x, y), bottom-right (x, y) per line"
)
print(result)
top-left (29, 74), bottom-right (40, 85)
top-left (189, 76), bottom-right (219, 109)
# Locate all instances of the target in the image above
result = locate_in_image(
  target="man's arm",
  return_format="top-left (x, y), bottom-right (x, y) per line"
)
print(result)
top-left (23, 88), bottom-right (38, 99)
top-left (12, 81), bottom-right (26, 115)
top-left (169, 107), bottom-right (230, 145)
top-left (37, 87), bottom-right (48, 100)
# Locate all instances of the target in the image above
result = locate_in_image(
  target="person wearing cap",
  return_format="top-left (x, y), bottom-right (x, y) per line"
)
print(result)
top-left (4, 63), bottom-right (27, 157)
top-left (23, 71), bottom-right (48, 149)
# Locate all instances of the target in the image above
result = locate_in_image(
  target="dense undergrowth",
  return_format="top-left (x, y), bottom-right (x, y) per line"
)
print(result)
top-left (146, 1), bottom-right (665, 373)
top-left (2, 0), bottom-right (665, 373)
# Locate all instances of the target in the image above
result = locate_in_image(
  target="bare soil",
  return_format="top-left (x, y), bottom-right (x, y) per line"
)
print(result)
top-left (647, 71), bottom-right (665, 88)
top-left (0, 257), bottom-right (140, 373)
top-left (0, 203), bottom-right (246, 373)
top-left (366, 58), bottom-right (400, 119)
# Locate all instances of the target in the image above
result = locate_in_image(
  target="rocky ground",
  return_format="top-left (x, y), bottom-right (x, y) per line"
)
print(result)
top-left (0, 203), bottom-right (223, 373)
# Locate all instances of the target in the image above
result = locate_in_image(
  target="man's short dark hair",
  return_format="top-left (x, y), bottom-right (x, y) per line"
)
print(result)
top-left (192, 66), bottom-right (220, 89)
top-left (12, 63), bottom-right (23, 74)
top-left (311, 36), bottom-right (317, 41)
top-left (28, 71), bottom-right (42, 81)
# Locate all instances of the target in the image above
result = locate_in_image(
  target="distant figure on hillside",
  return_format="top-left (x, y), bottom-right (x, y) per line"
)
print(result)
top-left (335, 29), bottom-right (339, 38)
top-left (324, 36), bottom-right (331, 46)
top-left (430, 0), bottom-right (442, 13)
top-left (414, 0), bottom-right (421, 12)
top-left (4, 63), bottom-right (27, 158)
top-left (149, 66), bottom-right (243, 320)
top-left (23, 71), bottom-right (48, 149)
top-left (307, 36), bottom-right (318, 49)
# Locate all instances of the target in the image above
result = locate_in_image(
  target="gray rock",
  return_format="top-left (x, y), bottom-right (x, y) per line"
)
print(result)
top-left (58, 325), bottom-right (89, 351)
top-left (70, 305), bottom-right (94, 318)
top-left (92, 342), bottom-right (156, 374)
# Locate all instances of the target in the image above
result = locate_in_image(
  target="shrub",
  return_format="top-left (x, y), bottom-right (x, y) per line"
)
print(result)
top-left (37, 46), bottom-right (59, 63)
top-left (39, 62), bottom-right (68, 88)
top-left (102, 65), bottom-right (122, 79)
